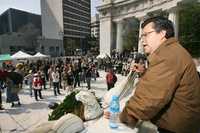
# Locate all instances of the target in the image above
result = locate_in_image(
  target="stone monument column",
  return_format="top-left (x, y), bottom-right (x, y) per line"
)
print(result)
top-left (99, 17), bottom-right (113, 56)
top-left (137, 17), bottom-right (145, 53)
top-left (168, 8), bottom-right (179, 38)
top-left (116, 20), bottom-right (124, 53)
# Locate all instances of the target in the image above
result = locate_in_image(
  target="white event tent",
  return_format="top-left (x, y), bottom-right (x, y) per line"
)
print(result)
top-left (11, 51), bottom-right (33, 60)
top-left (33, 52), bottom-right (50, 58)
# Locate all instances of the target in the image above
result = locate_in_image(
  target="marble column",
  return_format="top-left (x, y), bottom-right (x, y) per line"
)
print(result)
top-left (168, 8), bottom-right (179, 39)
top-left (99, 17), bottom-right (113, 56)
top-left (116, 20), bottom-right (123, 53)
top-left (138, 19), bottom-right (144, 53)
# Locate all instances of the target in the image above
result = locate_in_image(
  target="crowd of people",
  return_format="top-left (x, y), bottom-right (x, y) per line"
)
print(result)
top-left (0, 51), bottom-right (139, 110)
top-left (1, 16), bottom-right (200, 133)
top-left (0, 57), bottom-right (100, 109)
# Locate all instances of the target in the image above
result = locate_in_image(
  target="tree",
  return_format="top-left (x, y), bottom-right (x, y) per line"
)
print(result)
top-left (179, 3), bottom-right (200, 57)
top-left (84, 35), bottom-right (99, 55)
top-left (122, 19), bottom-right (139, 52)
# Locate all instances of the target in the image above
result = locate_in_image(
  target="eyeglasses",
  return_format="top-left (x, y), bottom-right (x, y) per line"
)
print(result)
top-left (140, 31), bottom-right (156, 40)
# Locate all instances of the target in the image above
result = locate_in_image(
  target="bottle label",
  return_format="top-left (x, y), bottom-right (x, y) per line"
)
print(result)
top-left (109, 95), bottom-right (120, 129)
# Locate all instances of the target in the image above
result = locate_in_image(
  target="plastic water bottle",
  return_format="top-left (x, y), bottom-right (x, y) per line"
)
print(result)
top-left (109, 95), bottom-right (120, 129)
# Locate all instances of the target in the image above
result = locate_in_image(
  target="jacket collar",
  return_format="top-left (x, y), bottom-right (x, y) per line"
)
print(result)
top-left (147, 37), bottom-right (178, 62)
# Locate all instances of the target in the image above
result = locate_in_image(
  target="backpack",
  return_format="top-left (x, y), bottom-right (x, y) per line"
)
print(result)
top-left (107, 73), bottom-right (117, 84)
top-left (7, 72), bottom-right (23, 85)
top-left (113, 74), bottom-right (117, 84)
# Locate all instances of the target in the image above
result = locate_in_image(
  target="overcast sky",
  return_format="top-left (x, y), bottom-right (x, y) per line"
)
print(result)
top-left (0, 0), bottom-right (100, 16)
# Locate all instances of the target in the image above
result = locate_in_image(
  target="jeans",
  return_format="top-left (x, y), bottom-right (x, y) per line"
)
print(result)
top-left (86, 77), bottom-right (91, 89)
top-left (34, 89), bottom-right (43, 100)
top-left (53, 82), bottom-right (60, 96)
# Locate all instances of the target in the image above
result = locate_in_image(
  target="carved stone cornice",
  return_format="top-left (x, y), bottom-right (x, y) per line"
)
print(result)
top-left (97, 3), bottom-right (113, 12)
top-left (98, 0), bottom-right (185, 21)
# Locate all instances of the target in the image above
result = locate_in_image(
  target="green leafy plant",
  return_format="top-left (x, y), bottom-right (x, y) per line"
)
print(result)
top-left (48, 91), bottom-right (84, 121)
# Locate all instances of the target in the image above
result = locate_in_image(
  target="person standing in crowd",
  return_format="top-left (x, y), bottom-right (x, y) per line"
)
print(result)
top-left (1, 68), bottom-right (23, 108)
top-left (105, 16), bottom-right (200, 133)
top-left (0, 70), bottom-right (5, 110)
top-left (0, 80), bottom-right (3, 110)
top-left (5, 72), bottom-right (22, 107)
top-left (81, 60), bottom-right (87, 83)
top-left (40, 69), bottom-right (46, 90)
top-left (44, 62), bottom-right (49, 82)
top-left (106, 68), bottom-right (117, 91)
top-left (73, 63), bottom-right (81, 88)
top-left (24, 70), bottom-right (34, 96)
top-left (85, 64), bottom-right (92, 90)
top-left (32, 72), bottom-right (43, 101)
top-left (52, 67), bottom-right (61, 96)
top-left (91, 63), bottom-right (97, 81)
top-left (48, 66), bottom-right (53, 89)
top-left (62, 67), bottom-right (68, 90)
top-left (66, 67), bottom-right (74, 93)
top-left (57, 66), bottom-right (63, 89)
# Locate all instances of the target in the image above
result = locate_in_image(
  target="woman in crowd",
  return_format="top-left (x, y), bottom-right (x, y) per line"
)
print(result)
top-left (66, 66), bottom-right (74, 93)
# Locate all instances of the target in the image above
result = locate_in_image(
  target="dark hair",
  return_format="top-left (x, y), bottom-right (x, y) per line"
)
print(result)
top-left (141, 16), bottom-right (175, 39)
top-left (134, 53), bottom-right (146, 63)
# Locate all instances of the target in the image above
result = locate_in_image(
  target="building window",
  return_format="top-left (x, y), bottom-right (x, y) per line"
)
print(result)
top-left (49, 46), bottom-right (55, 53)
top-left (10, 46), bottom-right (16, 53)
top-left (41, 46), bottom-right (44, 53)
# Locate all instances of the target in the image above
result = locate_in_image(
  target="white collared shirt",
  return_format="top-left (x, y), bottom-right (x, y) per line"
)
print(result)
top-left (52, 71), bottom-right (59, 82)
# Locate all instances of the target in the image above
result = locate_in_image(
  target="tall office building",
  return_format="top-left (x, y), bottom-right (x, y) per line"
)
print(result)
top-left (0, 8), bottom-right (41, 54)
top-left (41, 0), bottom-right (64, 56)
top-left (0, 8), bottom-right (41, 35)
top-left (41, 0), bottom-right (91, 56)
top-left (63, 0), bottom-right (91, 55)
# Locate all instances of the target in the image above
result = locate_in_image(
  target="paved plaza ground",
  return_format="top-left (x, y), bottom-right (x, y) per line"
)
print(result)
top-left (0, 71), bottom-right (125, 133)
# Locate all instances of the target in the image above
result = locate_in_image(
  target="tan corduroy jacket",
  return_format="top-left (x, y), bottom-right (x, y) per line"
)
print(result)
top-left (120, 38), bottom-right (200, 133)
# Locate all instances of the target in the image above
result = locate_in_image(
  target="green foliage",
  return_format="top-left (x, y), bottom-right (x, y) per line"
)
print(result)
top-left (179, 3), bottom-right (200, 57)
top-left (122, 19), bottom-right (139, 51)
top-left (48, 91), bottom-right (84, 121)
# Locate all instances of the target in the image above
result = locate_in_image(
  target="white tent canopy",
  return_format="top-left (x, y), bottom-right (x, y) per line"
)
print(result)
top-left (11, 51), bottom-right (33, 60)
top-left (33, 52), bottom-right (49, 58)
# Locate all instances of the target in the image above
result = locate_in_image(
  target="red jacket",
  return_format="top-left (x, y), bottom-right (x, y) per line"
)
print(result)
top-left (106, 72), bottom-right (117, 84)
top-left (0, 70), bottom-right (7, 80)
top-left (32, 77), bottom-right (43, 89)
